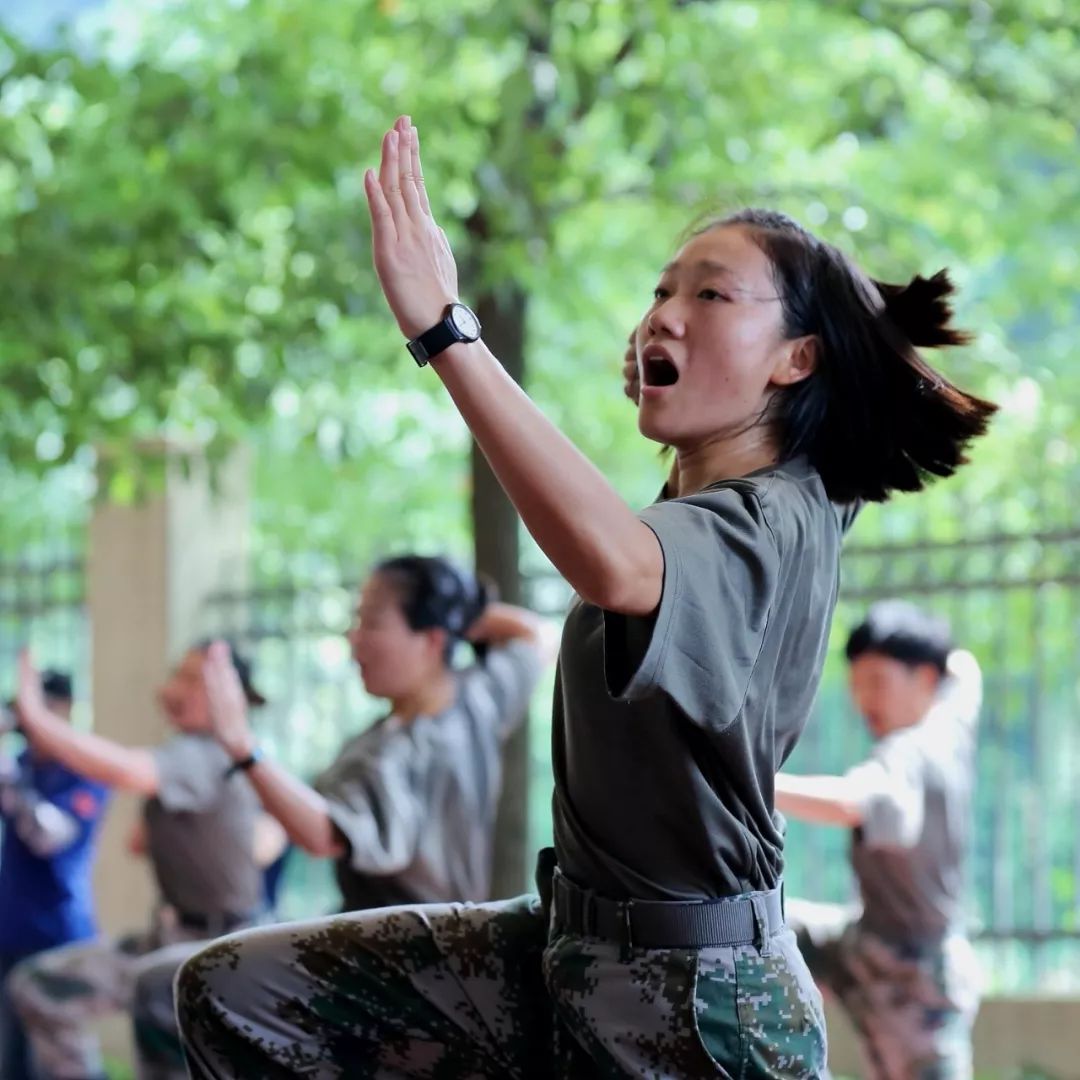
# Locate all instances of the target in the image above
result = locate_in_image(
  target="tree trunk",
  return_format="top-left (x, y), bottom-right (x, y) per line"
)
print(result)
top-left (470, 284), bottom-right (531, 898)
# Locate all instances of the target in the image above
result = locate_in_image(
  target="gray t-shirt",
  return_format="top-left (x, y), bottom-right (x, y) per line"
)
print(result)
top-left (314, 640), bottom-right (544, 911)
top-left (848, 651), bottom-right (982, 941)
top-left (553, 456), bottom-right (857, 900)
top-left (145, 733), bottom-right (261, 918)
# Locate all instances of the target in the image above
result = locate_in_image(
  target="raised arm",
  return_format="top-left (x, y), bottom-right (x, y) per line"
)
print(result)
top-left (15, 653), bottom-right (159, 795)
top-left (202, 642), bottom-right (343, 859)
top-left (364, 117), bottom-right (663, 617)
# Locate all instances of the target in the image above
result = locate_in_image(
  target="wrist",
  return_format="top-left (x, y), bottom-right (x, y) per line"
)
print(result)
top-left (225, 732), bottom-right (256, 763)
top-left (402, 297), bottom-right (458, 341)
top-left (225, 746), bottom-right (264, 779)
top-left (406, 302), bottom-right (481, 366)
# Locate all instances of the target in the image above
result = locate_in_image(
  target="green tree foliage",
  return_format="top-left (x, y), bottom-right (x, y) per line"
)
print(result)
top-left (0, 0), bottom-right (1078, 565)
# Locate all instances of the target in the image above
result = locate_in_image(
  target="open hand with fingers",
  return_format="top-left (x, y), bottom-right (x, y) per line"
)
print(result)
top-left (203, 641), bottom-right (255, 763)
top-left (364, 115), bottom-right (461, 341)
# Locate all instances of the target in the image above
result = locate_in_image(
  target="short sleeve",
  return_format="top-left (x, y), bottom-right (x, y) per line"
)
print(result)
top-left (314, 733), bottom-right (422, 876)
top-left (605, 485), bottom-right (780, 730)
top-left (153, 736), bottom-right (228, 813)
top-left (457, 640), bottom-right (545, 740)
top-left (845, 738), bottom-right (924, 850)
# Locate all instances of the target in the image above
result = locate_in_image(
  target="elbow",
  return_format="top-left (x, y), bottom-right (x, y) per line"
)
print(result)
top-left (574, 558), bottom-right (659, 617)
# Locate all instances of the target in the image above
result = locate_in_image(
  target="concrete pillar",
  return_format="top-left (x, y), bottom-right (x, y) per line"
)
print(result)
top-left (88, 446), bottom-right (249, 935)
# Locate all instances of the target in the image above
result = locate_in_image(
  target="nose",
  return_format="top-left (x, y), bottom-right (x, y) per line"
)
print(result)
top-left (645, 296), bottom-right (685, 339)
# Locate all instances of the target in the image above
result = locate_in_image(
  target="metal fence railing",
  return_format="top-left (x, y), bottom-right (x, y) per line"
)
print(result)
top-left (0, 549), bottom-right (90, 720)
top-left (2, 495), bottom-right (1075, 991)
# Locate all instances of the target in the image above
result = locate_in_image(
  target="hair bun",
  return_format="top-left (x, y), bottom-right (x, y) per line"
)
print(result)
top-left (875, 270), bottom-right (972, 349)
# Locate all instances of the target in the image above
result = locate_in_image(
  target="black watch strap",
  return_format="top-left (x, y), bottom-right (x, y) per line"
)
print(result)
top-left (407, 320), bottom-right (460, 367)
top-left (225, 747), bottom-right (264, 778)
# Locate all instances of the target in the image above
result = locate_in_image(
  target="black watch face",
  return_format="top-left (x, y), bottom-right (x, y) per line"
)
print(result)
top-left (449, 304), bottom-right (481, 341)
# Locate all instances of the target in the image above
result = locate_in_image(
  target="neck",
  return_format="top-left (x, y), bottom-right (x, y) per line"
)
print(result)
top-left (672, 427), bottom-right (783, 498)
top-left (390, 669), bottom-right (456, 724)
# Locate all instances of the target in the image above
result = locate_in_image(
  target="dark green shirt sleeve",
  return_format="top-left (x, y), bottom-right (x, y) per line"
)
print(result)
top-left (603, 484), bottom-right (781, 731)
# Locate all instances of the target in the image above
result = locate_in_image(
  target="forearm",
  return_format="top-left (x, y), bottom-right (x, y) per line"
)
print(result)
top-left (468, 602), bottom-right (542, 645)
top-left (245, 757), bottom-right (343, 859)
top-left (18, 709), bottom-right (157, 794)
top-left (774, 773), bottom-right (864, 827)
top-left (434, 341), bottom-right (662, 615)
top-left (467, 602), bottom-right (559, 662)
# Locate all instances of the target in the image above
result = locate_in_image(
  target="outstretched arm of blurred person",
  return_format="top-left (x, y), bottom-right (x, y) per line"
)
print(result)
top-left (202, 642), bottom-right (345, 859)
top-left (15, 652), bottom-right (159, 795)
top-left (773, 772), bottom-right (865, 828)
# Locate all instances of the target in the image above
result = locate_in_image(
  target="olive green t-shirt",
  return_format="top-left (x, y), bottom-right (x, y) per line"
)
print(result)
top-left (314, 640), bottom-right (545, 911)
top-left (552, 456), bottom-right (858, 900)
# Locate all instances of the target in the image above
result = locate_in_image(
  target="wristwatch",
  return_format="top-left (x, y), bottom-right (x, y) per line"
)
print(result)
top-left (225, 747), bottom-right (264, 778)
top-left (407, 303), bottom-right (482, 366)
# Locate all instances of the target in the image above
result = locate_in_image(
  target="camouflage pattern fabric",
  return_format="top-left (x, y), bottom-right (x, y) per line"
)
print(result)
top-left (787, 899), bottom-right (980, 1080)
top-left (177, 894), bottom-right (826, 1078)
top-left (7, 924), bottom-right (222, 1080)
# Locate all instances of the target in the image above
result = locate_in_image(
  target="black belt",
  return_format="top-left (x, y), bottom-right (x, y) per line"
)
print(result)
top-left (551, 868), bottom-right (784, 953)
top-left (175, 909), bottom-right (259, 935)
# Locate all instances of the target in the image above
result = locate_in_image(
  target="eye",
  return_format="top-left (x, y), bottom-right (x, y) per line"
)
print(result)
top-left (698, 288), bottom-right (730, 302)
top-left (652, 286), bottom-right (670, 301)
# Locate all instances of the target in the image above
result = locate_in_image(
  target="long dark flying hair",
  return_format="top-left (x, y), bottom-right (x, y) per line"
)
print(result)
top-left (705, 209), bottom-right (997, 503)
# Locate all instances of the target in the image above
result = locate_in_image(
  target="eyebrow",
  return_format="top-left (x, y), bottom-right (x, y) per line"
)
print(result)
top-left (660, 259), bottom-right (745, 285)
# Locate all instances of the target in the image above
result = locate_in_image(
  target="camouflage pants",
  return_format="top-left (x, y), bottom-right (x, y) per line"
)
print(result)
top-left (177, 893), bottom-right (826, 1078)
top-left (787, 899), bottom-right (980, 1080)
top-left (6, 926), bottom-right (212, 1080)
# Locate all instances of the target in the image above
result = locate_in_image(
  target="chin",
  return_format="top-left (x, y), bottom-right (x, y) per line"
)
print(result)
top-left (637, 409), bottom-right (678, 445)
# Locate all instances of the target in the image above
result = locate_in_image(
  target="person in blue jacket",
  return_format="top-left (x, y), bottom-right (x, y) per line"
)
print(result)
top-left (0, 670), bottom-right (109, 1079)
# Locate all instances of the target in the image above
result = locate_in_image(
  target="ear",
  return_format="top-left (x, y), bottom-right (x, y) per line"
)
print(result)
top-left (424, 627), bottom-right (449, 663)
top-left (770, 334), bottom-right (819, 387)
top-left (915, 663), bottom-right (941, 695)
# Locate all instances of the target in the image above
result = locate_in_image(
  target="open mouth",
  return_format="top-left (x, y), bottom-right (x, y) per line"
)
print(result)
top-left (643, 356), bottom-right (679, 387)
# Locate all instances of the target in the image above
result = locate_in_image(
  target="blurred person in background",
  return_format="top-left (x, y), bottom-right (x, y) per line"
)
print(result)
top-left (776, 601), bottom-right (983, 1080)
top-left (0, 671), bottom-right (109, 1080)
top-left (7, 643), bottom-right (284, 1080)
top-left (129, 553), bottom-right (557, 1078)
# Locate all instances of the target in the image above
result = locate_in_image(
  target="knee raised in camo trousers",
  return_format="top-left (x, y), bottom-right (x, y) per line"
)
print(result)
top-left (177, 892), bottom-right (826, 1079)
